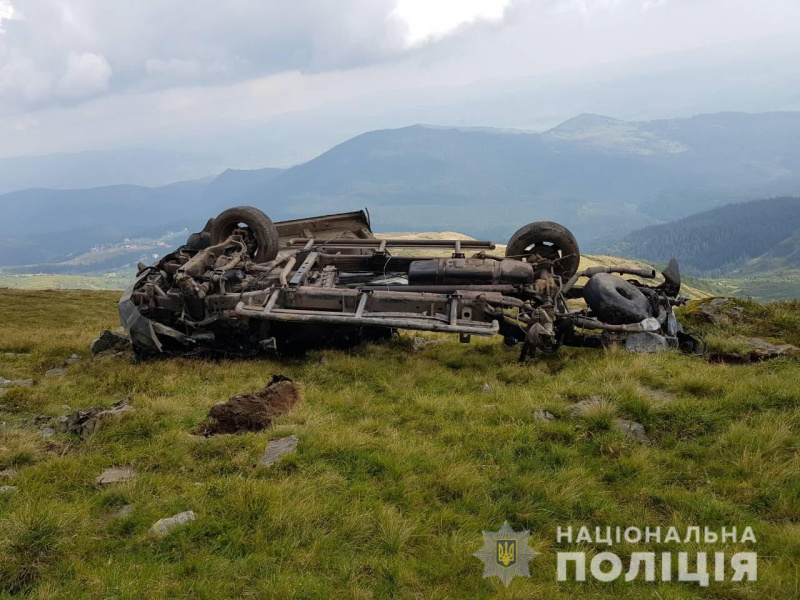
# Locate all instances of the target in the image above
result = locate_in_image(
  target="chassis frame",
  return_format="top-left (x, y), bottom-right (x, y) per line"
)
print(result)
top-left (120, 208), bottom-right (696, 359)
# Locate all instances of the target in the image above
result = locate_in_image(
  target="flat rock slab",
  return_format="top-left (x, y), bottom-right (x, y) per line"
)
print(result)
top-left (114, 504), bottom-right (134, 518)
top-left (0, 379), bottom-right (34, 388)
top-left (150, 510), bottom-right (195, 536)
top-left (709, 338), bottom-right (800, 364)
top-left (533, 410), bottom-right (556, 421)
top-left (96, 466), bottom-right (136, 485)
top-left (258, 435), bottom-right (299, 467)
top-left (66, 354), bottom-right (81, 365)
top-left (625, 332), bottom-right (668, 354)
top-left (614, 419), bottom-right (650, 444)
top-left (45, 368), bottom-right (67, 377)
top-left (0, 485), bottom-right (18, 494)
top-left (570, 396), bottom-right (610, 416)
top-left (57, 397), bottom-right (132, 439)
top-left (39, 428), bottom-right (55, 438)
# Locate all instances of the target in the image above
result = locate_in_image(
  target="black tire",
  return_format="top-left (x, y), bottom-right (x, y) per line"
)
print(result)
top-left (209, 206), bottom-right (279, 263)
top-left (583, 273), bottom-right (653, 325)
top-left (505, 221), bottom-right (580, 278)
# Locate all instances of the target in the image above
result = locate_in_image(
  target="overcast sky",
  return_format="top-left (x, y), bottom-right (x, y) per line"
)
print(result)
top-left (1, 0), bottom-right (800, 158)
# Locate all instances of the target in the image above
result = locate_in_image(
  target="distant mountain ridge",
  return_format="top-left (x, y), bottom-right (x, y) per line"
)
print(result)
top-left (3, 111), bottom-right (800, 267)
top-left (598, 196), bottom-right (800, 276)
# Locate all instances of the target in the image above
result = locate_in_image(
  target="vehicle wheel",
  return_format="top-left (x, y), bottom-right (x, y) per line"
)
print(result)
top-left (505, 221), bottom-right (580, 278)
top-left (209, 206), bottom-right (279, 263)
top-left (583, 273), bottom-right (653, 325)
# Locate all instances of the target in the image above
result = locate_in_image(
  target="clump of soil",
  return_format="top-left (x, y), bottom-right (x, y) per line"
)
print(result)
top-left (195, 375), bottom-right (304, 436)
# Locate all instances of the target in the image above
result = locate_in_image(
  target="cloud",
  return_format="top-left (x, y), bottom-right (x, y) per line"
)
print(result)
top-left (0, 0), bottom-right (20, 33)
top-left (57, 52), bottom-right (111, 98)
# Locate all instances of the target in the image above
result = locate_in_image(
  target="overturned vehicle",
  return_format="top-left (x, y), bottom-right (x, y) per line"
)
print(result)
top-left (119, 207), bottom-right (701, 359)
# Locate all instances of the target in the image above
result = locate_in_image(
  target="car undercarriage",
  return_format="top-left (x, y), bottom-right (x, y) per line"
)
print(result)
top-left (119, 207), bottom-right (701, 360)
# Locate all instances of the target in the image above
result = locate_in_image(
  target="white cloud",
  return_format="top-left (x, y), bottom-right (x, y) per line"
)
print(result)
top-left (0, 0), bottom-right (20, 33)
top-left (57, 52), bottom-right (111, 98)
top-left (392, 0), bottom-right (511, 45)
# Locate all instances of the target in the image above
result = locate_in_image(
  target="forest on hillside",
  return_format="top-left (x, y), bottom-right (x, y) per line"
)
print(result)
top-left (611, 196), bottom-right (800, 275)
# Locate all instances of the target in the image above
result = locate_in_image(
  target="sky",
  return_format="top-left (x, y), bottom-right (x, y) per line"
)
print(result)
top-left (1, 0), bottom-right (800, 159)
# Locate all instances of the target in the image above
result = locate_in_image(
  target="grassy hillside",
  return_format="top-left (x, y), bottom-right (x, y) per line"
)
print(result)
top-left (0, 290), bottom-right (797, 598)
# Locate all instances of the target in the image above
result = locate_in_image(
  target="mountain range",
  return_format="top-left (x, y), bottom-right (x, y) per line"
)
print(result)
top-left (3, 111), bottom-right (800, 269)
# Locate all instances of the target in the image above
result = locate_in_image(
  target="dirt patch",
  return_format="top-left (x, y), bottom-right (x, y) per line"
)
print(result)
top-left (195, 375), bottom-right (304, 436)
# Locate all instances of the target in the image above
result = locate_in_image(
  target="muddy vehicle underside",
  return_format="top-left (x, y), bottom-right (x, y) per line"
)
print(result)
top-left (120, 207), bottom-right (699, 359)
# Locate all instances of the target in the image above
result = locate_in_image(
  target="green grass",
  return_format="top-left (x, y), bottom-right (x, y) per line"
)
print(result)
top-left (0, 290), bottom-right (798, 599)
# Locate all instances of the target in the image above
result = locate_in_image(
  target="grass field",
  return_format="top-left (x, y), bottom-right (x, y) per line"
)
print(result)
top-left (0, 290), bottom-right (798, 599)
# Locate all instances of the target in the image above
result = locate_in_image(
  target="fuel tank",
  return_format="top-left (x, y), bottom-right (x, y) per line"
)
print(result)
top-left (408, 258), bottom-right (535, 285)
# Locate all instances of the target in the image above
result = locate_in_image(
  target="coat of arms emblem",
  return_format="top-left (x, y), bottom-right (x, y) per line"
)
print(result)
top-left (473, 521), bottom-right (539, 587)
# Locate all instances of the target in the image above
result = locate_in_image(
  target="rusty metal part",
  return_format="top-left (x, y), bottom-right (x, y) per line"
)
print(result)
top-left (118, 207), bottom-right (685, 359)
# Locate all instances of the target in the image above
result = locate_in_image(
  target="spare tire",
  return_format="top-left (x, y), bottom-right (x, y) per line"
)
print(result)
top-left (209, 206), bottom-right (279, 263)
top-left (505, 221), bottom-right (580, 278)
top-left (583, 273), bottom-right (653, 325)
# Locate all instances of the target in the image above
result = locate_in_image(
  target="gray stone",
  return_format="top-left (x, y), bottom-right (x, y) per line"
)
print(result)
top-left (0, 379), bottom-right (34, 388)
top-left (745, 338), bottom-right (799, 360)
top-left (45, 368), bottom-right (67, 378)
top-left (258, 435), bottom-right (298, 467)
top-left (481, 383), bottom-right (491, 393)
top-left (150, 510), bottom-right (195, 535)
top-left (91, 330), bottom-right (131, 356)
top-left (625, 332), bottom-right (668, 354)
top-left (57, 397), bottom-right (132, 439)
top-left (0, 468), bottom-right (17, 479)
top-left (114, 504), bottom-right (134, 518)
top-left (96, 466), bottom-right (136, 485)
top-left (695, 298), bottom-right (744, 323)
top-left (570, 396), bottom-right (609, 416)
top-left (0, 485), bottom-right (17, 494)
top-left (38, 428), bottom-right (55, 438)
top-left (641, 388), bottom-right (676, 404)
top-left (66, 354), bottom-right (81, 365)
top-left (411, 336), bottom-right (443, 351)
top-left (533, 410), bottom-right (556, 422)
top-left (614, 419), bottom-right (650, 444)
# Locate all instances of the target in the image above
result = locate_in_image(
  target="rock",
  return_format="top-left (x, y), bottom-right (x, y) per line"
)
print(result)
top-left (625, 332), bottom-right (668, 354)
top-left (96, 466), bottom-right (136, 485)
top-left (150, 510), bottom-right (195, 536)
top-left (65, 354), bottom-right (81, 365)
top-left (570, 396), bottom-right (609, 416)
top-left (641, 388), bottom-right (676, 404)
top-left (57, 397), bottom-right (133, 439)
top-left (411, 336), bottom-right (443, 351)
top-left (38, 428), bottom-right (55, 438)
top-left (196, 375), bottom-right (303, 436)
top-left (481, 383), bottom-right (491, 393)
top-left (114, 504), bottom-right (134, 518)
top-left (614, 419), bottom-right (650, 444)
top-left (533, 410), bottom-right (555, 421)
top-left (0, 379), bottom-right (34, 388)
top-left (258, 435), bottom-right (299, 467)
top-left (0, 485), bottom-right (18, 494)
top-left (709, 338), bottom-right (800, 364)
top-left (45, 368), bottom-right (67, 378)
top-left (0, 468), bottom-right (17, 479)
top-left (693, 297), bottom-right (744, 323)
top-left (91, 330), bottom-right (131, 356)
